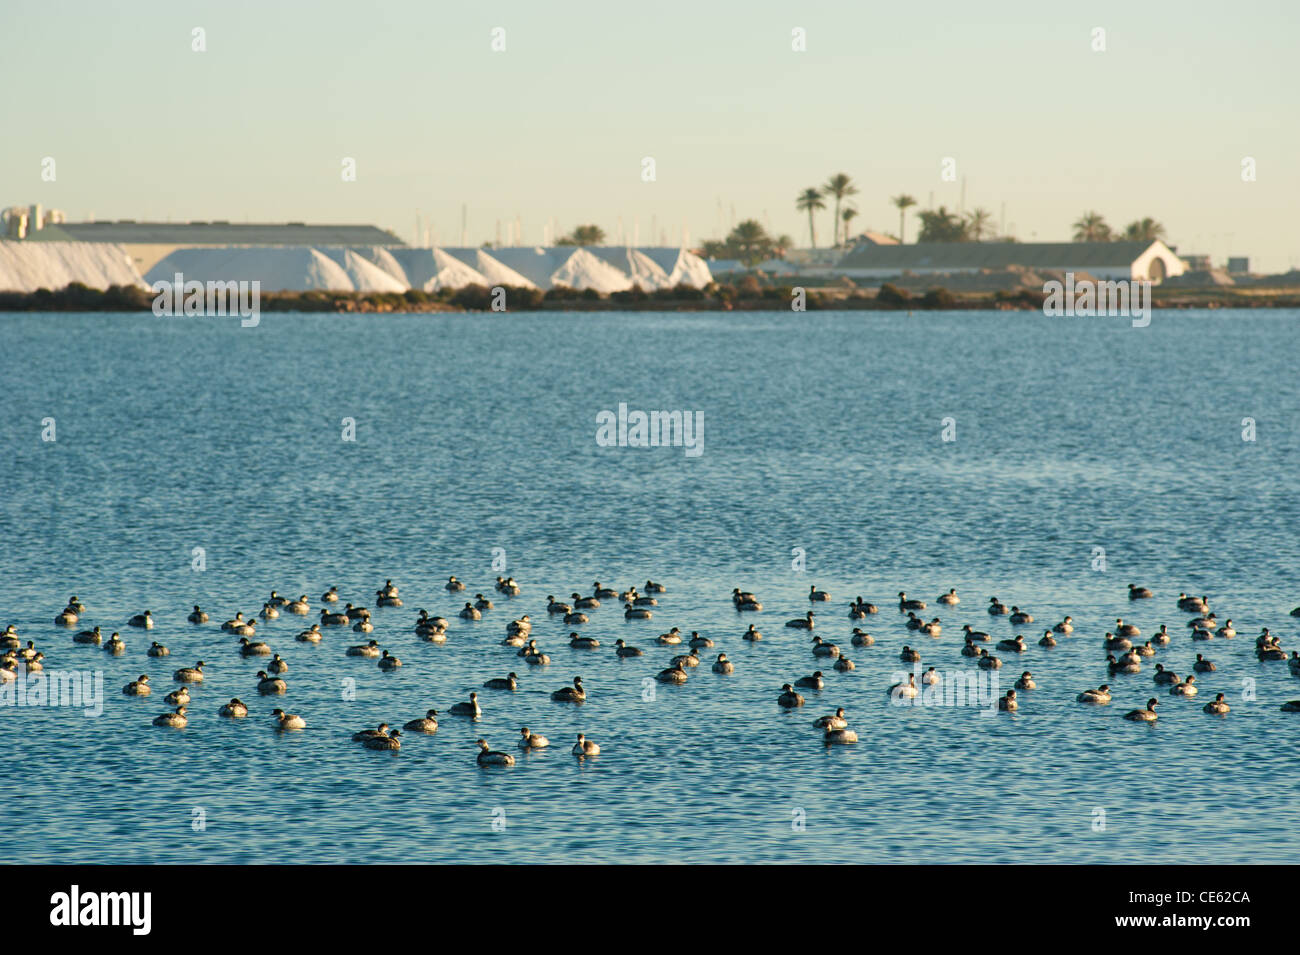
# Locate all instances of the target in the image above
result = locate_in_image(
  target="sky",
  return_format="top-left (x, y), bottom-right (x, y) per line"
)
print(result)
top-left (2, 0), bottom-right (1297, 271)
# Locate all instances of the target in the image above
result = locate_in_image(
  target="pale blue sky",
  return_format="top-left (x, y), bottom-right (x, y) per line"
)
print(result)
top-left (3, 0), bottom-right (1297, 269)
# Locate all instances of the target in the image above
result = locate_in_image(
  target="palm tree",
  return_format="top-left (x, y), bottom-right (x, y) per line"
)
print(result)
top-left (1122, 218), bottom-right (1166, 242)
top-left (892, 194), bottom-right (918, 244)
top-left (823, 173), bottom-right (859, 246)
top-left (965, 207), bottom-right (994, 241)
top-left (728, 219), bottom-right (774, 265)
top-left (795, 187), bottom-right (826, 249)
top-left (841, 207), bottom-right (859, 246)
top-left (1072, 211), bottom-right (1112, 242)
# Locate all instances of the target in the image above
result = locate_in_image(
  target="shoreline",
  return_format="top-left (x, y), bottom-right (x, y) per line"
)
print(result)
top-left (2, 282), bottom-right (1299, 313)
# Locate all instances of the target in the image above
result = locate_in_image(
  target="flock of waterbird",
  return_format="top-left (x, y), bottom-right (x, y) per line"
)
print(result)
top-left (6, 577), bottom-right (1300, 760)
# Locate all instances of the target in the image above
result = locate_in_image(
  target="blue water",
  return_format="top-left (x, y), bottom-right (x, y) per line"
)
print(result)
top-left (1, 308), bottom-right (1297, 863)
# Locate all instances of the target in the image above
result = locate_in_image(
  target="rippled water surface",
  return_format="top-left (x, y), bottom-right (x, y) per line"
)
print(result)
top-left (1, 308), bottom-right (1298, 863)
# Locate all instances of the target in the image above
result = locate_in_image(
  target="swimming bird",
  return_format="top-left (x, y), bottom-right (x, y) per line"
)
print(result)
top-left (546, 596), bottom-right (572, 615)
top-left (259, 603), bottom-right (279, 620)
top-left (921, 666), bottom-right (941, 685)
top-left (988, 597), bottom-right (1009, 615)
top-left (104, 632), bottom-right (126, 655)
top-left (238, 637), bottom-right (272, 657)
top-left (1129, 584), bottom-right (1154, 599)
top-left (624, 604), bottom-right (653, 620)
top-left (65, 596), bottom-right (86, 614)
top-left (54, 607), bottom-right (78, 626)
top-left (449, 692), bottom-right (482, 717)
top-left (1153, 664), bottom-right (1179, 685)
top-left (656, 628), bottom-right (682, 645)
top-left (962, 624), bottom-right (989, 641)
top-left (671, 648), bottom-right (702, 668)
top-left (899, 646), bottom-right (920, 662)
top-left (977, 649), bottom-right (1002, 669)
top-left (1104, 632), bottom-right (1132, 651)
top-left (1107, 654), bottom-right (1140, 675)
top-left (898, 592), bottom-right (926, 611)
top-left (795, 671), bottom-right (824, 690)
top-left (551, 677), bottom-right (586, 702)
top-left (824, 728), bottom-right (858, 744)
top-left (743, 624), bottom-right (763, 641)
top-left (483, 672), bottom-right (518, 690)
top-left (1009, 606), bottom-right (1033, 625)
top-left (445, 577), bottom-right (466, 592)
top-left (147, 640), bottom-right (169, 657)
top-left (777, 684), bottom-right (805, 707)
top-left (613, 639), bottom-right (643, 658)
top-left (1038, 631), bottom-right (1057, 648)
top-left (296, 624), bottom-right (323, 643)
top-left (889, 674), bottom-right (919, 699)
top-left (320, 608), bottom-right (348, 626)
top-left (851, 628), bottom-right (874, 646)
top-left (593, 582), bottom-right (619, 599)
top-left (518, 727), bottom-right (549, 749)
top-left (998, 690), bottom-right (1018, 712)
top-left (352, 723), bottom-right (392, 742)
top-left (521, 641), bottom-right (550, 666)
top-left (1015, 671), bottom-right (1036, 690)
top-left (644, 580), bottom-right (667, 594)
top-left (997, 635), bottom-right (1026, 653)
top-left (572, 734), bottom-right (600, 756)
top-left (123, 675), bottom-right (151, 696)
top-left (814, 707), bottom-right (848, 730)
top-left (164, 687), bottom-right (191, 706)
top-left (688, 631), bottom-right (713, 649)
top-left (404, 709), bottom-right (439, 733)
top-left (352, 618), bottom-right (374, 633)
top-left (1115, 619), bottom-right (1139, 637)
top-left (257, 671), bottom-right (287, 695)
top-left (1053, 617), bottom-right (1074, 633)
top-left (378, 650), bottom-right (402, 671)
top-left (937, 588), bottom-right (960, 605)
top-left (286, 596), bottom-right (311, 615)
top-left (808, 585), bottom-right (831, 602)
top-left (272, 709), bottom-right (306, 730)
top-left (173, 661), bottom-right (205, 683)
top-left (476, 739), bottom-right (514, 766)
top-left (1192, 654), bottom-right (1216, 672)
top-left (1203, 693), bottom-right (1230, 715)
top-left (712, 653), bottom-right (735, 674)
top-left (656, 662), bottom-right (689, 684)
top-left (834, 656), bottom-right (855, 671)
top-left (1124, 698), bottom-right (1159, 722)
top-left (811, 635), bottom-right (840, 658)
top-left (1219, 620), bottom-right (1236, 639)
top-left (1152, 624), bottom-right (1172, 644)
top-left (219, 698), bottom-right (249, 718)
top-left (153, 706), bottom-right (187, 728)
top-left (473, 593), bottom-right (493, 612)
top-left (365, 730), bottom-right (402, 751)
top-left (128, 610), bottom-right (154, 629)
top-left (918, 618), bottom-right (942, 637)
top-left (221, 612), bottom-right (248, 632)
top-left (346, 640), bottom-right (381, 658)
top-left (321, 586), bottom-right (340, 602)
top-left (569, 632), bottom-right (599, 649)
top-left (1170, 675), bottom-right (1198, 696)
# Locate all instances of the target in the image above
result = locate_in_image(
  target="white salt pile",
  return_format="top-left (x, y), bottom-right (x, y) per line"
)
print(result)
top-left (5, 241), bottom-right (712, 295)
top-left (146, 247), bottom-right (354, 291)
top-left (317, 248), bottom-right (408, 292)
top-left (0, 240), bottom-right (147, 292)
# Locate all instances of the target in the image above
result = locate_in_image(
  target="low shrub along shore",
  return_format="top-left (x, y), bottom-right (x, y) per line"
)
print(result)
top-left (2, 281), bottom-right (1298, 313)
